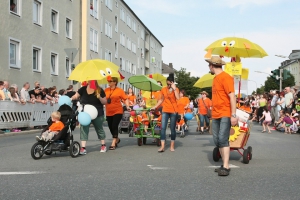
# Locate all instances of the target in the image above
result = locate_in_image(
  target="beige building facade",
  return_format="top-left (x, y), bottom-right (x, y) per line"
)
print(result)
top-left (1, 0), bottom-right (163, 92)
top-left (0, 0), bottom-right (80, 89)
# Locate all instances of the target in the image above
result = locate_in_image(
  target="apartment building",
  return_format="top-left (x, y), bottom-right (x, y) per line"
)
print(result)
top-left (280, 50), bottom-right (300, 86)
top-left (97, 0), bottom-right (163, 92)
top-left (0, 0), bottom-right (80, 89)
top-left (1, 0), bottom-right (163, 92)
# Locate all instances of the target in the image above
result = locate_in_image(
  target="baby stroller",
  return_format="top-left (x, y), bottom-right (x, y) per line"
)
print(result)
top-left (118, 111), bottom-right (134, 137)
top-left (30, 104), bottom-right (80, 160)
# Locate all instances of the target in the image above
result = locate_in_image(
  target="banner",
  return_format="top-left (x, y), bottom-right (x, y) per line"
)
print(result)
top-left (234, 76), bottom-right (248, 90)
top-left (225, 62), bottom-right (242, 76)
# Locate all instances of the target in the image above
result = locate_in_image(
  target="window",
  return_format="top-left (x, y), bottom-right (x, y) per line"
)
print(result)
top-left (132, 43), bottom-right (136, 54)
top-left (120, 7), bottom-right (125, 21)
top-left (90, 28), bottom-right (98, 52)
top-left (141, 29), bottom-right (145, 40)
top-left (115, 42), bottom-right (118, 58)
top-left (127, 38), bottom-right (131, 50)
top-left (105, 0), bottom-right (112, 10)
top-left (33, 47), bottom-right (41, 72)
top-left (127, 15), bottom-right (131, 28)
top-left (105, 20), bottom-right (112, 38)
top-left (115, 16), bottom-right (118, 32)
top-left (66, 58), bottom-right (70, 77)
top-left (120, 32), bottom-right (126, 46)
top-left (115, 0), bottom-right (118, 7)
top-left (50, 53), bottom-right (58, 75)
top-left (132, 20), bottom-right (136, 32)
top-left (10, 0), bottom-right (20, 16)
top-left (33, 0), bottom-right (42, 25)
top-left (66, 18), bottom-right (72, 39)
top-left (105, 49), bottom-right (112, 61)
top-left (9, 38), bottom-right (21, 68)
top-left (51, 10), bottom-right (58, 33)
top-left (125, 60), bottom-right (129, 72)
top-left (90, 0), bottom-right (98, 18)
top-left (120, 57), bottom-right (125, 71)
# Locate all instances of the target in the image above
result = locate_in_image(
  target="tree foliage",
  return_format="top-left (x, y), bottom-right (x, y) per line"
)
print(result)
top-left (264, 73), bottom-right (295, 92)
top-left (175, 68), bottom-right (202, 99)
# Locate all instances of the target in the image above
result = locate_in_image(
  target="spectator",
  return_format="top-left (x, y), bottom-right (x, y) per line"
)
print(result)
top-left (20, 82), bottom-right (33, 103)
top-left (10, 2), bottom-right (16, 12)
top-left (0, 81), bottom-right (5, 100)
top-left (284, 87), bottom-right (293, 113)
top-left (58, 89), bottom-right (65, 96)
top-left (270, 91), bottom-right (279, 124)
top-left (34, 81), bottom-right (40, 89)
top-left (3, 81), bottom-right (13, 101)
top-left (8, 87), bottom-right (20, 103)
top-left (28, 87), bottom-right (43, 103)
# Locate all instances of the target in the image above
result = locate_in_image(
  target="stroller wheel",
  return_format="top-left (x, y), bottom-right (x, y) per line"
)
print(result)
top-left (69, 141), bottom-right (81, 158)
top-left (31, 142), bottom-right (45, 160)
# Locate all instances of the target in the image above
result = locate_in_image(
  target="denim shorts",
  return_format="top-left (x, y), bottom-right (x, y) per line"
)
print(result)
top-left (212, 117), bottom-right (231, 148)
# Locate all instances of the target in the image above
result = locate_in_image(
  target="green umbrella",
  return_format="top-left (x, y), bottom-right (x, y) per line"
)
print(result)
top-left (128, 75), bottom-right (162, 91)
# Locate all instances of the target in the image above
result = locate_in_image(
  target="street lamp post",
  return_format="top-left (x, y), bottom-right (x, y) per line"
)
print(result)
top-left (248, 79), bottom-right (257, 94)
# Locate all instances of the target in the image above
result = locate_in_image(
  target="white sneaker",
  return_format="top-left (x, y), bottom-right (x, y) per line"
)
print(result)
top-left (100, 145), bottom-right (107, 153)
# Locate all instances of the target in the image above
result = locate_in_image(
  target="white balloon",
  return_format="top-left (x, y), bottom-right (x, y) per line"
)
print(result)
top-left (84, 104), bottom-right (98, 120)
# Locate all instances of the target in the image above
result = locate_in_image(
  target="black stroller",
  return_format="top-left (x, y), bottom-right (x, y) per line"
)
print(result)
top-left (30, 104), bottom-right (80, 160)
top-left (118, 111), bottom-right (134, 137)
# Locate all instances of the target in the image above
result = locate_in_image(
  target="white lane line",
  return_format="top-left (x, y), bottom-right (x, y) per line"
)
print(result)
top-left (207, 164), bottom-right (240, 168)
top-left (147, 165), bottom-right (170, 170)
top-left (0, 171), bottom-right (45, 175)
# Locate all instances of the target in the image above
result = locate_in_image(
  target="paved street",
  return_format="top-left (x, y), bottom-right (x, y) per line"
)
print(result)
top-left (0, 120), bottom-right (300, 200)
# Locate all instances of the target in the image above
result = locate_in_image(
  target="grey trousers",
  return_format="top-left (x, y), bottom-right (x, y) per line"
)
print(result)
top-left (270, 106), bottom-right (278, 122)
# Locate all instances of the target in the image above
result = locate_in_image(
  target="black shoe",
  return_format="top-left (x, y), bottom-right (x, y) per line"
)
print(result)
top-left (214, 165), bottom-right (231, 172)
top-left (218, 167), bottom-right (230, 176)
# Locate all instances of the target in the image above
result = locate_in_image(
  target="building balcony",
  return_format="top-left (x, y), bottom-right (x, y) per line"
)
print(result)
top-left (145, 60), bottom-right (149, 69)
top-left (145, 41), bottom-right (149, 51)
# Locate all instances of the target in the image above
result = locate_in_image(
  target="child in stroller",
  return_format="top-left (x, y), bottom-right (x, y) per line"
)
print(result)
top-left (31, 104), bottom-right (80, 160)
top-left (36, 111), bottom-right (64, 142)
top-left (176, 115), bottom-right (186, 138)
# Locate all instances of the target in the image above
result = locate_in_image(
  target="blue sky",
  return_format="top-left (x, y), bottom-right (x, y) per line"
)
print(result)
top-left (125, 0), bottom-right (300, 94)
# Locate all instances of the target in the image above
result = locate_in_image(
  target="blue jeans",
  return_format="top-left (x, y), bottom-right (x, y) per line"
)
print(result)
top-left (160, 112), bottom-right (178, 141)
top-left (198, 114), bottom-right (209, 127)
top-left (212, 117), bottom-right (231, 148)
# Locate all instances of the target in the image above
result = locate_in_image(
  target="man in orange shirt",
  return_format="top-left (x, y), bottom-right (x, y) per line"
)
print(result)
top-left (206, 56), bottom-right (238, 176)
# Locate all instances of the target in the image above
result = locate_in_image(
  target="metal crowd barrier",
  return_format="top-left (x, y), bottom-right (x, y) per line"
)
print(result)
top-left (0, 101), bottom-right (59, 129)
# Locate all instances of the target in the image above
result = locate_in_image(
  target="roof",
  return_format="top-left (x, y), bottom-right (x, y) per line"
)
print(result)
top-left (162, 63), bottom-right (176, 74)
top-left (121, 0), bottom-right (163, 47)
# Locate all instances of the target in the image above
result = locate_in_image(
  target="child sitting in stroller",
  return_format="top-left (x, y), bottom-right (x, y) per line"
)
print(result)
top-left (36, 111), bottom-right (64, 141)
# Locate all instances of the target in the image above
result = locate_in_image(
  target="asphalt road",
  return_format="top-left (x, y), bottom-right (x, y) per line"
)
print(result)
top-left (0, 120), bottom-right (300, 200)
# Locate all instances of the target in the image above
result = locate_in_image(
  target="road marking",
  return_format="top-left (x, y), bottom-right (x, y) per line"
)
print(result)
top-left (0, 171), bottom-right (45, 175)
top-left (207, 164), bottom-right (240, 168)
top-left (147, 165), bottom-right (170, 170)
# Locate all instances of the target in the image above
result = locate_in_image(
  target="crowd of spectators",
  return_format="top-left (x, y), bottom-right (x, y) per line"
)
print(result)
top-left (0, 80), bottom-right (75, 132)
top-left (238, 86), bottom-right (300, 134)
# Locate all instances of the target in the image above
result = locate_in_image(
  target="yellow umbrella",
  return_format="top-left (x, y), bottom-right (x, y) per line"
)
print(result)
top-left (147, 73), bottom-right (167, 86)
top-left (68, 59), bottom-right (123, 84)
top-left (193, 73), bottom-right (215, 89)
top-left (204, 37), bottom-right (268, 58)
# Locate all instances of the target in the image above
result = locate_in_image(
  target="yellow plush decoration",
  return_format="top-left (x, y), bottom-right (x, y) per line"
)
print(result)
top-left (229, 126), bottom-right (241, 142)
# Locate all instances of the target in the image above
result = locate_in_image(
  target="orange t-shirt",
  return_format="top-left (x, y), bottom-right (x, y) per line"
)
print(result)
top-left (212, 71), bottom-right (234, 119)
top-left (177, 119), bottom-right (185, 126)
top-left (161, 87), bottom-right (179, 113)
top-left (49, 121), bottom-right (64, 132)
top-left (105, 87), bottom-right (128, 116)
top-left (142, 112), bottom-right (149, 125)
top-left (177, 97), bottom-right (190, 115)
top-left (198, 98), bottom-right (212, 115)
top-left (239, 106), bottom-right (251, 113)
top-left (128, 95), bottom-right (136, 106)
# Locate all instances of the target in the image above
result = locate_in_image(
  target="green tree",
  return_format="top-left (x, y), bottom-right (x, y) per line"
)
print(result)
top-left (175, 68), bottom-right (201, 99)
top-left (264, 73), bottom-right (295, 92)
